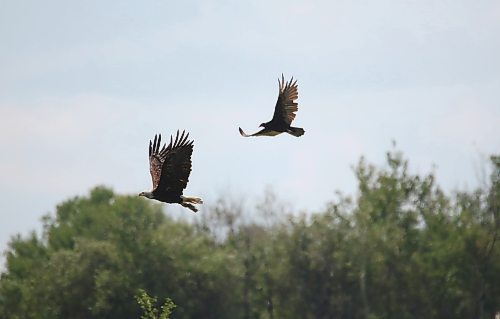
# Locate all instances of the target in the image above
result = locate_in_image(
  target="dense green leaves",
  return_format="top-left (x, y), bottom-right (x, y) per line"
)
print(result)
top-left (136, 289), bottom-right (176, 319)
top-left (0, 152), bottom-right (498, 318)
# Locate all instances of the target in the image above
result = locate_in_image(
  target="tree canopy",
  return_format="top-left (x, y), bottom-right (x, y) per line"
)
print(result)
top-left (1, 151), bottom-right (498, 319)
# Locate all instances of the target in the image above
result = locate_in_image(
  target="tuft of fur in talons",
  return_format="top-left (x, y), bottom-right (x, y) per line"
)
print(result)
top-left (180, 196), bottom-right (203, 212)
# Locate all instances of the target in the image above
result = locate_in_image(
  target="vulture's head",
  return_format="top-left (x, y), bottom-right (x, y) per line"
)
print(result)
top-left (138, 191), bottom-right (154, 199)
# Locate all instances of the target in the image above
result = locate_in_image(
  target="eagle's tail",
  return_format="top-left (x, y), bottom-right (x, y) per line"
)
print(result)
top-left (180, 195), bottom-right (203, 213)
top-left (287, 127), bottom-right (305, 137)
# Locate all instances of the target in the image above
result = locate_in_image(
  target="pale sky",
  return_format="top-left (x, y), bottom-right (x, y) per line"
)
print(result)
top-left (1, 0), bottom-right (500, 265)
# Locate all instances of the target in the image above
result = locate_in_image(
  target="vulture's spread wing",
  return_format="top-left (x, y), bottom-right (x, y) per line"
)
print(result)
top-left (239, 127), bottom-right (281, 137)
top-left (155, 130), bottom-right (194, 197)
top-left (271, 74), bottom-right (299, 126)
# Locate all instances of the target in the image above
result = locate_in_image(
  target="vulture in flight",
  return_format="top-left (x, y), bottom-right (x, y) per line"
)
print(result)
top-left (239, 74), bottom-right (305, 137)
top-left (139, 130), bottom-right (203, 212)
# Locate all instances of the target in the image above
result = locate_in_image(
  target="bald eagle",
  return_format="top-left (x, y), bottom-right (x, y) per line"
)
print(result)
top-left (239, 74), bottom-right (305, 137)
top-left (139, 130), bottom-right (203, 212)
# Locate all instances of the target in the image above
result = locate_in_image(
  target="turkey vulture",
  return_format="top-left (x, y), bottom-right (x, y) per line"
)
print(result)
top-left (139, 130), bottom-right (203, 212)
top-left (239, 74), bottom-right (305, 137)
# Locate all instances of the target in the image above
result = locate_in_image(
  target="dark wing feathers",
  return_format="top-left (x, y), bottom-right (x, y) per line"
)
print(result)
top-left (149, 130), bottom-right (194, 197)
top-left (149, 134), bottom-right (164, 189)
top-left (271, 74), bottom-right (299, 126)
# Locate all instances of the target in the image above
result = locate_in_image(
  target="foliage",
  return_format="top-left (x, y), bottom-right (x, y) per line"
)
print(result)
top-left (136, 289), bottom-right (176, 319)
top-left (0, 151), bottom-right (498, 319)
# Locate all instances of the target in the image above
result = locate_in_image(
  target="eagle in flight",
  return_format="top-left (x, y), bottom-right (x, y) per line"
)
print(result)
top-left (139, 130), bottom-right (203, 212)
top-left (239, 74), bottom-right (305, 137)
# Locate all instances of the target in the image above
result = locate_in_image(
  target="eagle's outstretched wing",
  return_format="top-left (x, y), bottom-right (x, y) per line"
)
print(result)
top-left (157, 130), bottom-right (193, 198)
top-left (149, 131), bottom-right (194, 198)
top-left (149, 134), bottom-right (166, 190)
top-left (238, 127), bottom-right (281, 137)
top-left (271, 74), bottom-right (299, 126)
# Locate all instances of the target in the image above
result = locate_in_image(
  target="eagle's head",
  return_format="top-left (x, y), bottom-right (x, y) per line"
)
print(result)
top-left (138, 191), bottom-right (154, 199)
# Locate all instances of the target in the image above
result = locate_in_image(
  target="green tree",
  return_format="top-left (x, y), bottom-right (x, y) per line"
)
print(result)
top-left (1, 152), bottom-right (498, 319)
top-left (136, 289), bottom-right (176, 319)
top-left (0, 186), bottom-right (239, 319)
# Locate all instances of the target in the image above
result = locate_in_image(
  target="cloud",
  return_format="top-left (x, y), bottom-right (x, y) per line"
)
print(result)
top-left (0, 95), bottom-right (138, 193)
top-left (0, 95), bottom-right (132, 145)
top-left (436, 104), bottom-right (500, 144)
top-left (1, 0), bottom-right (500, 269)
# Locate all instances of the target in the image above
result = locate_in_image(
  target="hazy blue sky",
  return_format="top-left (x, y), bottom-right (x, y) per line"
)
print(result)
top-left (1, 0), bottom-right (499, 263)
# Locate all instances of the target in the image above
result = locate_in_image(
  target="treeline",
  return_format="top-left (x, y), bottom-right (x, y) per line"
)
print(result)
top-left (0, 151), bottom-right (498, 319)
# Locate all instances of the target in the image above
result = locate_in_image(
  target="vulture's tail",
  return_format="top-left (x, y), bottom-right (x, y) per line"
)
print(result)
top-left (181, 195), bottom-right (203, 213)
top-left (288, 127), bottom-right (305, 137)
